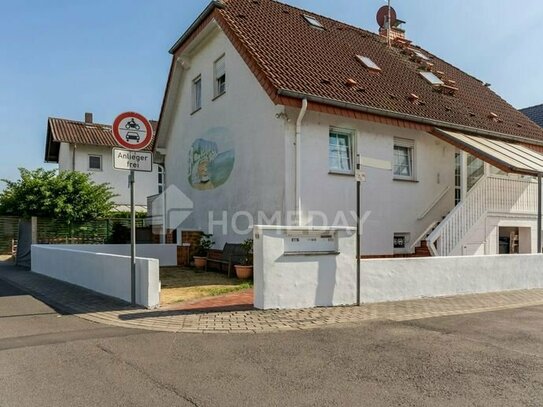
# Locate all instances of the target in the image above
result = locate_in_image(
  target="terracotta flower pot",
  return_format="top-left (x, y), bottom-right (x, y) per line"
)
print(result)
top-left (193, 256), bottom-right (207, 269)
top-left (234, 265), bottom-right (253, 279)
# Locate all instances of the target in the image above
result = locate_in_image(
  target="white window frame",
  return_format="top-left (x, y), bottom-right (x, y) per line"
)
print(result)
top-left (393, 138), bottom-right (415, 181)
top-left (419, 71), bottom-right (444, 86)
top-left (213, 55), bottom-right (226, 98)
top-left (329, 127), bottom-right (355, 175)
top-left (303, 14), bottom-right (324, 29)
top-left (88, 154), bottom-right (102, 171)
top-left (191, 75), bottom-right (202, 113)
top-left (356, 55), bottom-right (381, 72)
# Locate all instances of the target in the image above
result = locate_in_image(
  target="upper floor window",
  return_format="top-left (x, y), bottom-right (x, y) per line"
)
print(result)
top-left (88, 155), bottom-right (102, 171)
top-left (214, 55), bottom-right (226, 98)
top-left (192, 75), bottom-right (202, 113)
top-left (393, 138), bottom-right (415, 180)
top-left (329, 128), bottom-right (354, 173)
top-left (158, 166), bottom-right (164, 194)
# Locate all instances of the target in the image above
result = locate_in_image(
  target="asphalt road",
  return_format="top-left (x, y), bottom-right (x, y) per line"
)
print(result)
top-left (1, 278), bottom-right (542, 407)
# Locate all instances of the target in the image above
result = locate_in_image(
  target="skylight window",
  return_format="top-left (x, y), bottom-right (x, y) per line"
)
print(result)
top-left (356, 55), bottom-right (381, 72)
top-left (413, 50), bottom-right (430, 61)
top-left (419, 71), bottom-right (444, 86)
top-left (303, 14), bottom-right (324, 29)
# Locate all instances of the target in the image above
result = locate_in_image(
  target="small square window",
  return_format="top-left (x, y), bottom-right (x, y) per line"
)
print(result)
top-left (329, 128), bottom-right (354, 173)
top-left (214, 55), bottom-right (226, 98)
top-left (88, 155), bottom-right (102, 171)
top-left (394, 233), bottom-right (410, 250)
top-left (192, 75), bottom-right (202, 112)
top-left (303, 14), bottom-right (324, 29)
top-left (393, 138), bottom-right (415, 180)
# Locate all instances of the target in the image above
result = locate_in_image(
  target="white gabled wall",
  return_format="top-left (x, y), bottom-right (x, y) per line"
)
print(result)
top-left (164, 27), bottom-right (287, 247)
top-left (57, 143), bottom-right (160, 206)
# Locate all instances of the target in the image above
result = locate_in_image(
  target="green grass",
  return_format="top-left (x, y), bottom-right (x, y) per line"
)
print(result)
top-left (207, 281), bottom-right (253, 297)
top-left (159, 267), bottom-right (253, 305)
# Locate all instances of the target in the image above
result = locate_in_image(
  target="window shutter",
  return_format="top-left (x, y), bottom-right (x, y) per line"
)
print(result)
top-left (215, 56), bottom-right (225, 79)
top-left (394, 137), bottom-right (414, 148)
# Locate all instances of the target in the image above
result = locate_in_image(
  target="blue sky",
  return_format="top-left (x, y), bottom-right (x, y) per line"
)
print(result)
top-left (1, 0), bottom-right (543, 187)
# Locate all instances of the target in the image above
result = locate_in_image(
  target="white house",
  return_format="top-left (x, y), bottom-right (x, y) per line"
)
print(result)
top-left (45, 113), bottom-right (163, 211)
top-left (152, 0), bottom-right (543, 257)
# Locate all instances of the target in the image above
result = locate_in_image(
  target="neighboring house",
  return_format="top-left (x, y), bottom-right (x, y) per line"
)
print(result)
top-left (45, 113), bottom-right (163, 211)
top-left (153, 0), bottom-right (543, 257)
top-left (521, 104), bottom-right (543, 128)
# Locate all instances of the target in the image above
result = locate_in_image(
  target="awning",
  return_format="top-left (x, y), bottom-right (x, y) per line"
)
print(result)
top-left (431, 127), bottom-right (543, 253)
top-left (431, 128), bottom-right (543, 176)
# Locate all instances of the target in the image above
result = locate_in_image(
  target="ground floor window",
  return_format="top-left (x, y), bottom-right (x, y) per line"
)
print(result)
top-left (393, 233), bottom-right (409, 251)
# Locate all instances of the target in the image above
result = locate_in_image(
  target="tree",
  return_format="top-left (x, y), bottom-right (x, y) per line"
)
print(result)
top-left (0, 168), bottom-right (116, 224)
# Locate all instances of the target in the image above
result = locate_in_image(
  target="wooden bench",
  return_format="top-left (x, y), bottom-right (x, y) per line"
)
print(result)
top-left (205, 243), bottom-right (245, 277)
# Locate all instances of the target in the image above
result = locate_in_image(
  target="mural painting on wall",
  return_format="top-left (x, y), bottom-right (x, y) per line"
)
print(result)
top-left (188, 127), bottom-right (235, 190)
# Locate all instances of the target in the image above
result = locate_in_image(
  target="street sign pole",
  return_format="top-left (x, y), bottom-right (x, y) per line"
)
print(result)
top-left (111, 111), bottom-right (154, 308)
top-left (130, 170), bottom-right (136, 305)
top-left (356, 154), bottom-right (361, 306)
top-left (354, 155), bottom-right (391, 307)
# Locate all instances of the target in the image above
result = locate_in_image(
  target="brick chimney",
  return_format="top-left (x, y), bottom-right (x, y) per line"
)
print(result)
top-left (379, 25), bottom-right (406, 41)
top-left (84, 112), bottom-right (93, 124)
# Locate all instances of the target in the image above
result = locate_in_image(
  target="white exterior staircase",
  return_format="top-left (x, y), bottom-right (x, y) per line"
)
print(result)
top-left (426, 175), bottom-right (539, 256)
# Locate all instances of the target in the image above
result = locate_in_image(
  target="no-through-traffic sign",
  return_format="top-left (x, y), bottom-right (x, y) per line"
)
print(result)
top-left (112, 112), bottom-right (153, 150)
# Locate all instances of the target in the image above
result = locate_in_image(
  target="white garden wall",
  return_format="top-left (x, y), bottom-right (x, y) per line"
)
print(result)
top-left (52, 244), bottom-right (177, 266)
top-left (360, 254), bottom-right (543, 303)
top-left (254, 226), bottom-right (543, 309)
top-left (31, 245), bottom-right (160, 308)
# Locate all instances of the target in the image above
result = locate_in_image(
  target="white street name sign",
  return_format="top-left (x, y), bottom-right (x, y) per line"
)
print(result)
top-left (113, 148), bottom-right (153, 172)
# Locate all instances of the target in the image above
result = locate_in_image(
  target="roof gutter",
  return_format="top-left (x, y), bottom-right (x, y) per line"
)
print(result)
top-left (169, 0), bottom-right (224, 54)
top-left (277, 89), bottom-right (543, 148)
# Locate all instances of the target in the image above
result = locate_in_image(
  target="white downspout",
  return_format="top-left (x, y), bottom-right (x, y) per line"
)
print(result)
top-left (295, 98), bottom-right (308, 226)
top-left (72, 144), bottom-right (77, 170)
top-left (157, 164), bottom-right (166, 244)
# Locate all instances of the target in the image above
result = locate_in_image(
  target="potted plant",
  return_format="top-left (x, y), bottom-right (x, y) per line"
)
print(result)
top-left (234, 238), bottom-right (253, 279)
top-left (193, 233), bottom-right (213, 269)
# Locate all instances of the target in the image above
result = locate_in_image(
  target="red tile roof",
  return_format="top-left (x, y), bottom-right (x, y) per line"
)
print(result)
top-left (49, 117), bottom-right (117, 147)
top-left (45, 117), bottom-right (156, 162)
top-left (167, 0), bottom-right (543, 144)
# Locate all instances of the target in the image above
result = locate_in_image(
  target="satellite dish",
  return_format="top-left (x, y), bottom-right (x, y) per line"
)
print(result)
top-left (376, 5), bottom-right (397, 28)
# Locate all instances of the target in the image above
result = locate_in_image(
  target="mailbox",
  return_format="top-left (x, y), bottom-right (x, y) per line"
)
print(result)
top-left (283, 230), bottom-right (339, 255)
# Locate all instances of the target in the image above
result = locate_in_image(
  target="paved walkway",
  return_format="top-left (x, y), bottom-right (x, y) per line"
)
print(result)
top-left (3, 264), bottom-right (543, 334)
top-left (164, 289), bottom-right (254, 312)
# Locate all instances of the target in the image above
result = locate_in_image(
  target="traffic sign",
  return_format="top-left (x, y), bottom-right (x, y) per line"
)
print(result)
top-left (111, 111), bottom-right (154, 306)
top-left (112, 111), bottom-right (153, 150)
top-left (113, 148), bottom-right (153, 172)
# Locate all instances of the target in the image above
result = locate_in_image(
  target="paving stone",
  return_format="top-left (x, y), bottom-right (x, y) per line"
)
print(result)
top-left (3, 266), bottom-right (543, 334)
